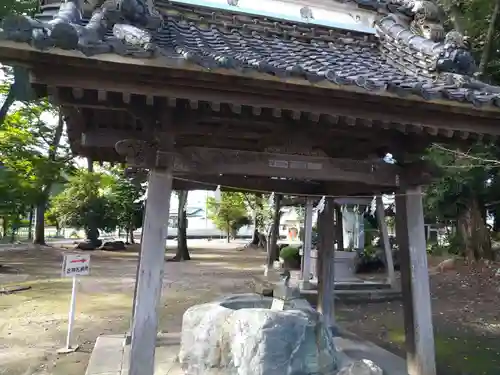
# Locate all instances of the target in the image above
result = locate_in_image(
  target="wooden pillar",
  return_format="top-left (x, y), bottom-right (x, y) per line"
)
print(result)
top-left (301, 198), bottom-right (314, 283)
top-left (376, 196), bottom-right (396, 287)
top-left (317, 197), bottom-right (336, 327)
top-left (335, 205), bottom-right (344, 251)
top-left (129, 169), bottom-right (173, 375)
top-left (266, 194), bottom-right (282, 273)
top-left (395, 186), bottom-right (436, 375)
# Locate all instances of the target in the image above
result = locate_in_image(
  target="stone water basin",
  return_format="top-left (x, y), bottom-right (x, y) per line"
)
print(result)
top-left (178, 293), bottom-right (339, 375)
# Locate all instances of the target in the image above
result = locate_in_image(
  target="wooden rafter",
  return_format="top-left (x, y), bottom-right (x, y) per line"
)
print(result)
top-left (172, 175), bottom-right (393, 196)
top-left (30, 66), bottom-right (500, 139)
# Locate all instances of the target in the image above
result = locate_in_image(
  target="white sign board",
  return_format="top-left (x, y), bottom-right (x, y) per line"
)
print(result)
top-left (62, 253), bottom-right (90, 277)
top-left (269, 159), bottom-right (323, 170)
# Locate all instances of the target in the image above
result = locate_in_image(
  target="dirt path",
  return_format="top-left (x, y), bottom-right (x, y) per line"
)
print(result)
top-left (2, 246), bottom-right (499, 375)
top-left (0, 241), bottom-right (265, 375)
top-left (338, 259), bottom-right (500, 375)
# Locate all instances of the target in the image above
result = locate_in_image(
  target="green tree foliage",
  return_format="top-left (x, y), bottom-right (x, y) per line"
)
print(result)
top-left (0, 101), bottom-right (69, 242)
top-left (50, 170), bottom-right (117, 244)
top-left (0, 0), bottom-right (39, 123)
top-left (107, 169), bottom-right (145, 243)
top-left (424, 144), bottom-right (497, 260)
top-left (439, 0), bottom-right (500, 80)
top-left (207, 192), bottom-right (250, 242)
top-left (241, 193), bottom-right (273, 244)
top-left (422, 0), bottom-right (500, 260)
top-left (0, 0), bottom-right (37, 20)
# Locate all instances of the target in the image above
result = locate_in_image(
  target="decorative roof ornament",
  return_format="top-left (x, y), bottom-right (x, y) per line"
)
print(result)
top-left (1, 0), bottom-right (163, 57)
top-left (299, 6), bottom-right (314, 22)
top-left (367, 0), bottom-right (476, 77)
top-left (227, 0), bottom-right (239, 6)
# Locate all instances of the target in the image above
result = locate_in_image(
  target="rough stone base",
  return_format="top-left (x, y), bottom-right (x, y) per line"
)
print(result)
top-left (179, 293), bottom-right (338, 375)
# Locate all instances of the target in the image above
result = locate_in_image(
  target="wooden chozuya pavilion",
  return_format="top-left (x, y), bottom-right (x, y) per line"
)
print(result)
top-left (2, 0), bottom-right (500, 373)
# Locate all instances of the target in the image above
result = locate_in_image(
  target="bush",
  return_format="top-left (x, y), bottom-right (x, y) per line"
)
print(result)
top-left (427, 242), bottom-right (448, 256)
top-left (354, 244), bottom-right (401, 274)
top-left (280, 246), bottom-right (300, 261)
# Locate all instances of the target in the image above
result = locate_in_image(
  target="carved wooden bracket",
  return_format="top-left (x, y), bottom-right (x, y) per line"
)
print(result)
top-left (115, 139), bottom-right (158, 167)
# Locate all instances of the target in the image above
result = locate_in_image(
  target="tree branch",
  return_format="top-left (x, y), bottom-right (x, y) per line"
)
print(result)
top-left (438, 0), bottom-right (467, 35)
top-left (478, 0), bottom-right (500, 79)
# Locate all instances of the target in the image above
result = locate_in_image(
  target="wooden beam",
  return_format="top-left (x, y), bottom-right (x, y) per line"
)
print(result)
top-left (172, 176), bottom-right (321, 195)
top-left (173, 147), bottom-right (399, 187)
top-left (395, 187), bottom-right (436, 375)
top-left (79, 127), bottom-right (412, 160)
top-left (113, 139), bottom-right (401, 186)
top-left (80, 128), bottom-right (265, 148)
top-left (172, 175), bottom-right (392, 196)
top-left (129, 169), bottom-right (173, 375)
top-left (30, 68), bottom-right (500, 136)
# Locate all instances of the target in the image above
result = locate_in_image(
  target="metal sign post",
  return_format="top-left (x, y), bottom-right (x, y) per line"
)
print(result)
top-left (58, 253), bottom-right (91, 354)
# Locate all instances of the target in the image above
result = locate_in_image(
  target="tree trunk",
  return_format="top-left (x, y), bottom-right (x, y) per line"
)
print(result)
top-left (494, 207), bottom-right (500, 233)
top-left (27, 206), bottom-right (34, 240)
top-left (87, 157), bottom-right (94, 172)
top-left (457, 196), bottom-right (493, 261)
top-left (335, 204), bottom-right (344, 251)
top-left (33, 200), bottom-right (47, 245)
top-left (34, 111), bottom-right (64, 245)
top-left (1, 217), bottom-right (7, 239)
top-left (170, 190), bottom-right (191, 261)
top-left (267, 194), bottom-right (282, 267)
top-left (86, 156), bottom-right (100, 244)
top-left (129, 227), bottom-right (135, 244)
top-left (10, 224), bottom-right (16, 243)
top-left (478, 0), bottom-right (500, 79)
top-left (86, 227), bottom-right (100, 246)
top-left (227, 223), bottom-right (231, 243)
top-left (257, 232), bottom-right (267, 249)
top-left (250, 210), bottom-right (259, 245)
top-left (0, 86), bottom-right (15, 126)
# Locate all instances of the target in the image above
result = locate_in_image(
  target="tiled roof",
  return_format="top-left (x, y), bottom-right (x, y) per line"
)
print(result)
top-left (3, 0), bottom-right (500, 108)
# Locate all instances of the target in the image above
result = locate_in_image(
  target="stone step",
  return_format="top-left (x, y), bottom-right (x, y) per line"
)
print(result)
top-left (307, 281), bottom-right (392, 291)
top-left (300, 288), bottom-right (402, 305)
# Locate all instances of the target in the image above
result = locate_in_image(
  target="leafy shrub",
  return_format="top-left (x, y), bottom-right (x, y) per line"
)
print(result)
top-left (355, 243), bottom-right (400, 273)
top-left (17, 219), bottom-right (30, 227)
top-left (280, 246), bottom-right (300, 261)
top-left (427, 242), bottom-right (448, 256)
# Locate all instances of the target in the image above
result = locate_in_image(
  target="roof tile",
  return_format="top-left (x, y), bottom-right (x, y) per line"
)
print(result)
top-left (1, 0), bottom-right (500, 109)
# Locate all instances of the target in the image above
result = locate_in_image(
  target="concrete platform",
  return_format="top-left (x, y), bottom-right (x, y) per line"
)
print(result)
top-left (85, 330), bottom-right (407, 375)
top-left (85, 333), bottom-right (182, 375)
top-left (253, 270), bottom-right (402, 303)
top-left (334, 329), bottom-right (408, 375)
